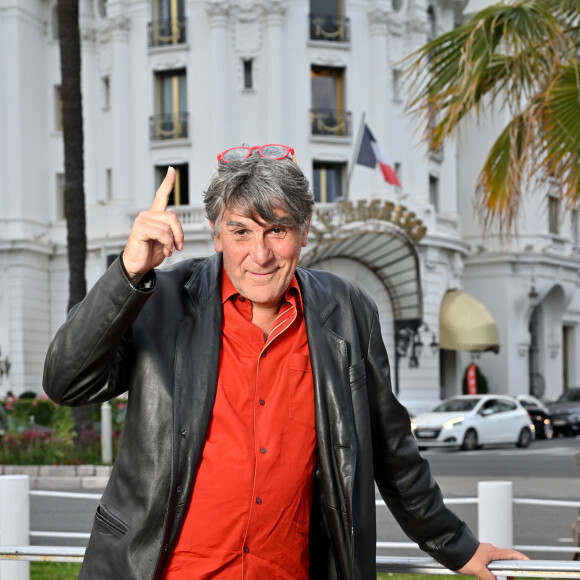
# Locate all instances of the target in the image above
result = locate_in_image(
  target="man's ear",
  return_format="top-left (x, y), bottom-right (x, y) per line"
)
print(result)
top-left (210, 221), bottom-right (223, 252)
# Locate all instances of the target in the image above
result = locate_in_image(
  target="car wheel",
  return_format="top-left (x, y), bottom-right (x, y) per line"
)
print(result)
top-left (461, 429), bottom-right (478, 451)
top-left (517, 427), bottom-right (532, 448)
top-left (542, 419), bottom-right (554, 440)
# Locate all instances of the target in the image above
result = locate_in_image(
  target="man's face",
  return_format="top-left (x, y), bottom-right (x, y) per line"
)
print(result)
top-left (212, 207), bottom-right (309, 309)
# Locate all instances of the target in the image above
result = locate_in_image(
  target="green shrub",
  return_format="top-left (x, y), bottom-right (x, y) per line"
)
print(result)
top-left (0, 396), bottom-right (126, 465)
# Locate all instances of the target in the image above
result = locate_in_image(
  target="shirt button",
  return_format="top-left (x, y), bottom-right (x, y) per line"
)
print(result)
top-left (180, 428), bottom-right (187, 437)
top-left (261, 351), bottom-right (266, 357)
top-left (256, 497), bottom-right (262, 505)
top-left (260, 447), bottom-right (267, 454)
top-left (239, 296), bottom-right (246, 302)
top-left (243, 546), bottom-right (250, 554)
top-left (176, 485), bottom-right (183, 493)
top-left (259, 398), bottom-right (265, 406)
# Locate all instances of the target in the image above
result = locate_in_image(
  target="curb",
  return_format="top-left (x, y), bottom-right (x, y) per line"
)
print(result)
top-left (0, 465), bottom-right (110, 490)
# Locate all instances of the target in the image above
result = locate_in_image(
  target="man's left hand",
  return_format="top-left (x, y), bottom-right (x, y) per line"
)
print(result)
top-left (458, 542), bottom-right (528, 580)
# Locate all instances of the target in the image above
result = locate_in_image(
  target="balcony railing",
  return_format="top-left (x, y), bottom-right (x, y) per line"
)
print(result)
top-left (310, 108), bottom-right (352, 137)
top-left (148, 17), bottom-right (187, 47)
top-left (149, 112), bottom-right (189, 141)
top-left (309, 13), bottom-right (350, 42)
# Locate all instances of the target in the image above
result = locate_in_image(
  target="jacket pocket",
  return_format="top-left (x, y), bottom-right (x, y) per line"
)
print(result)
top-left (349, 359), bottom-right (366, 390)
top-left (95, 504), bottom-right (129, 537)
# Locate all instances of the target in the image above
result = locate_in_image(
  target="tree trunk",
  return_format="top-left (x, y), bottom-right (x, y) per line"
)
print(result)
top-left (58, 0), bottom-right (92, 432)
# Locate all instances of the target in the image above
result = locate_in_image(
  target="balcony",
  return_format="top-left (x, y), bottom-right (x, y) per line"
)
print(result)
top-left (149, 112), bottom-right (189, 141)
top-left (310, 108), bottom-right (352, 137)
top-left (148, 17), bottom-right (187, 48)
top-left (309, 13), bottom-right (350, 43)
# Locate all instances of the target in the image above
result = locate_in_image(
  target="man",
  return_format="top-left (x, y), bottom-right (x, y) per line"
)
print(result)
top-left (44, 145), bottom-right (525, 580)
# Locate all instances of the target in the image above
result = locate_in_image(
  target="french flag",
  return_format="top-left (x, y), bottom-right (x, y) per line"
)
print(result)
top-left (356, 124), bottom-right (401, 186)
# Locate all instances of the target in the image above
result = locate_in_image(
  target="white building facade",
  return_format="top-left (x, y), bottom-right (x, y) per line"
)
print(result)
top-left (1, 0), bottom-right (578, 413)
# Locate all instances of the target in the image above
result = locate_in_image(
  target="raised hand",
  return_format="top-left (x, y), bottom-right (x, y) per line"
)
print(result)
top-left (122, 167), bottom-right (185, 285)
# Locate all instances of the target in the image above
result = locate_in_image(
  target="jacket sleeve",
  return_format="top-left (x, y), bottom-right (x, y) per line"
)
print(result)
top-left (43, 257), bottom-right (155, 407)
top-left (365, 307), bottom-right (479, 571)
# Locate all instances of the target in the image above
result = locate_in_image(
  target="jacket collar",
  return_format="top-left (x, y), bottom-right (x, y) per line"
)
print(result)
top-left (184, 253), bottom-right (223, 310)
top-left (295, 267), bottom-right (338, 325)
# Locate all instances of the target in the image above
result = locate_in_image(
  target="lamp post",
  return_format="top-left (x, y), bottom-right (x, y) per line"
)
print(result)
top-left (393, 322), bottom-right (438, 395)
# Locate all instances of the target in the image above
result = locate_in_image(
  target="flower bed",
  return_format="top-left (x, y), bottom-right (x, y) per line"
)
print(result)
top-left (0, 396), bottom-right (126, 465)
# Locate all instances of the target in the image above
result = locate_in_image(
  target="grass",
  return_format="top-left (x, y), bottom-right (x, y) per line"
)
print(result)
top-left (29, 563), bottom-right (472, 580)
top-left (30, 562), bottom-right (82, 580)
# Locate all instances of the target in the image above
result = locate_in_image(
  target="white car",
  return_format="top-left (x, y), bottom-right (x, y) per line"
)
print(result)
top-left (411, 395), bottom-right (535, 451)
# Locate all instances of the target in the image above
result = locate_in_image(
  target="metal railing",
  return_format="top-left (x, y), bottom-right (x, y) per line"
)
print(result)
top-left (149, 111), bottom-right (189, 141)
top-left (1, 547), bottom-right (579, 577)
top-left (148, 17), bottom-right (187, 47)
top-left (2, 477), bottom-right (579, 576)
top-left (309, 13), bottom-right (350, 42)
top-left (310, 107), bottom-right (352, 137)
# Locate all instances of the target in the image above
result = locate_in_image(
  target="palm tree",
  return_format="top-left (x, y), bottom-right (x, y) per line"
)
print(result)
top-left (58, 0), bottom-right (92, 431)
top-left (402, 0), bottom-right (580, 231)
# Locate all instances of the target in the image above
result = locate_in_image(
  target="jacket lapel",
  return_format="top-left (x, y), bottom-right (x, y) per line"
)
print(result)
top-left (172, 255), bottom-right (223, 487)
top-left (296, 268), bottom-right (357, 551)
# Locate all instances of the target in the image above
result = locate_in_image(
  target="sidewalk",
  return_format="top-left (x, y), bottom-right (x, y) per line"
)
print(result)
top-left (0, 465), bottom-right (110, 490)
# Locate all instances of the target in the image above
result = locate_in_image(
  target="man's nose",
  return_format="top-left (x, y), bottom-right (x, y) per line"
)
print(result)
top-left (250, 236), bottom-right (273, 265)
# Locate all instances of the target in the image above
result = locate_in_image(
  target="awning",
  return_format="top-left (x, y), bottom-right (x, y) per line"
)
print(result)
top-left (439, 290), bottom-right (500, 353)
top-left (300, 228), bottom-right (423, 320)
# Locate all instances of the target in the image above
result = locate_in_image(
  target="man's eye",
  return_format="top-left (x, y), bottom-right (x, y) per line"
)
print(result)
top-left (270, 228), bottom-right (287, 238)
top-left (234, 229), bottom-right (248, 236)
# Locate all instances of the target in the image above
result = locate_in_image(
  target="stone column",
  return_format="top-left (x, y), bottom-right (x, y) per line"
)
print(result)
top-left (264, 2), bottom-right (286, 140)
top-left (368, 7), bottom-right (390, 145)
top-left (206, 0), bottom-right (231, 153)
top-left (107, 10), bottom-right (132, 201)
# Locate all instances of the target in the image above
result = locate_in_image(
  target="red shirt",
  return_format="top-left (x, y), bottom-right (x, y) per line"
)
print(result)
top-left (163, 269), bottom-right (316, 579)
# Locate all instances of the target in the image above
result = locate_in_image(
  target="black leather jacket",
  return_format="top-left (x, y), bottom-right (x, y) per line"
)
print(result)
top-left (43, 254), bottom-right (478, 580)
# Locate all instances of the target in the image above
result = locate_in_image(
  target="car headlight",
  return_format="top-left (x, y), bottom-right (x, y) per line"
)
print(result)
top-left (443, 417), bottom-right (464, 430)
top-left (410, 419), bottom-right (417, 431)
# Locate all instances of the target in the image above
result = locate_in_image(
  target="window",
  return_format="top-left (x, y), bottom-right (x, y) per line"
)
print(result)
top-left (548, 194), bottom-right (559, 234)
top-left (151, 69), bottom-right (188, 141)
top-left (313, 161), bottom-right (344, 203)
top-left (106, 169), bottom-right (112, 201)
top-left (56, 173), bottom-right (65, 219)
top-left (102, 76), bottom-right (110, 109)
top-left (149, 0), bottom-right (186, 47)
top-left (427, 3), bottom-right (437, 42)
top-left (429, 174), bottom-right (439, 212)
top-left (55, 85), bottom-right (63, 131)
top-left (572, 209), bottom-right (579, 245)
top-left (243, 59), bottom-right (253, 90)
top-left (392, 68), bottom-right (402, 102)
top-left (52, 4), bottom-right (59, 40)
top-left (156, 164), bottom-right (189, 206)
top-left (311, 66), bottom-right (351, 137)
top-left (309, 0), bottom-right (349, 42)
top-left (394, 162), bottom-right (402, 183)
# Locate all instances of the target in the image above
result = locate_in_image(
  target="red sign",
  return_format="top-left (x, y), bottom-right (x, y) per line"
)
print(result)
top-left (467, 363), bottom-right (477, 395)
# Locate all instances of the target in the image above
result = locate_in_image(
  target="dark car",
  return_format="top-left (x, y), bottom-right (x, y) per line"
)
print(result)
top-left (517, 395), bottom-right (553, 439)
top-left (548, 387), bottom-right (580, 436)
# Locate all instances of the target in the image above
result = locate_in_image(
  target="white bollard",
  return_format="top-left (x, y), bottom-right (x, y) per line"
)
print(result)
top-left (101, 401), bottom-right (113, 464)
top-left (477, 480), bottom-right (514, 547)
top-left (0, 475), bottom-right (30, 580)
top-left (478, 481), bottom-right (514, 580)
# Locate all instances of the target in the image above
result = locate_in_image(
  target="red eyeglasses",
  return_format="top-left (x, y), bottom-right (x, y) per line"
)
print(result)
top-left (217, 144), bottom-right (296, 164)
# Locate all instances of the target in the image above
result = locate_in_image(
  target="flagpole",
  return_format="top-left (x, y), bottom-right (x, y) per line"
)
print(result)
top-left (345, 111), bottom-right (366, 201)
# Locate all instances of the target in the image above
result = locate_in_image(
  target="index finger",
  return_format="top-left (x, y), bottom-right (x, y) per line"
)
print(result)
top-left (150, 166), bottom-right (176, 212)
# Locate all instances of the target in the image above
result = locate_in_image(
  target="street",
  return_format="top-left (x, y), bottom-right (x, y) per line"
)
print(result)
top-left (30, 437), bottom-right (579, 562)
top-left (376, 436), bottom-right (580, 561)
